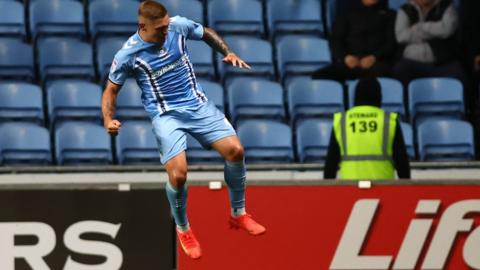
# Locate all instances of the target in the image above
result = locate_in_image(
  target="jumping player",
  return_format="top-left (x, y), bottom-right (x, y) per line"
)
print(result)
top-left (101, 0), bottom-right (266, 260)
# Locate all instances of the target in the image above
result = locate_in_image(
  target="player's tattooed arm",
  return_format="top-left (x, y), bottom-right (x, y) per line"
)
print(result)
top-left (202, 27), bottom-right (232, 56)
top-left (202, 27), bottom-right (251, 69)
top-left (102, 81), bottom-right (122, 136)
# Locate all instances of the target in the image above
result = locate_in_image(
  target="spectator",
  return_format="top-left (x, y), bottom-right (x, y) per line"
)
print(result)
top-left (324, 77), bottom-right (410, 180)
top-left (312, 0), bottom-right (396, 82)
top-left (393, 0), bottom-right (464, 87)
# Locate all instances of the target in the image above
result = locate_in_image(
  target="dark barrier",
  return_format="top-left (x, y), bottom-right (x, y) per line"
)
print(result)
top-left (0, 190), bottom-right (174, 270)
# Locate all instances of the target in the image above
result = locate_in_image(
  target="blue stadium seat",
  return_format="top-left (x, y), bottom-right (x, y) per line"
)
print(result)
top-left (55, 121), bottom-right (112, 165)
top-left (287, 77), bottom-right (344, 124)
top-left (186, 40), bottom-right (215, 80)
top-left (348, 77), bottom-right (405, 118)
top-left (276, 35), bottom-right (331, 83)
top-left (417, 119), bottom-right (475, 161)
top-left (0, 1), bottom-right (25, 38)
top-left (217, 36), bottom-right (274, 82)
top-left (266, 0), bottom-right (323, 38)
top-left (47, 80), bottom-right (102, 127)
top-left (197, 79), bottom-right (224, 112)
top-left (115, 121), bottom-right (159, 165)
top-left (227, 78), bottom-right (285, 124)
top-left (389, 0), bottom-right (406, 10)
top-left (186, 133), bottom-right (223, 164)
top-left (399, 122), bottom-right (415, 160)
top-left (408, 78), bottom-right (464, 125)
top-left (116, 78), bottom-right (149, 121)
top-left (37, 37), bottom-right (95, 81)
top-left (208, 0), bottom-right (264, 36)
top-left (0, 123), bottom-right (52, 165)
top-left (238, 120), bottom-right (294, 163)
top-left (96, 36), bottom-right (127, 83)
top-left (296, 119), bottom-right (333, 163)
top-left (29, 0), bottom-right (85, 40)
top-left (162, 0), bottom-right (204, 24)
top-left (0, 82), bottom-right (44, 124)
top-left (0, 38), bottom-right (34, 81)
top-left (89, 0), bottom-right (139, 39)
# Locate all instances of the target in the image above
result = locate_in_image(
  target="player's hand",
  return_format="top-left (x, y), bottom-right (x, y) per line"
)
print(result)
top-left (360, 55), bottom-right (376, 69)
top-left (105, 119), bottom-right (122, 136)
top-left (223, 53), bottom-right (251, 69)
top-left (344, 55), bottom-right (360, 69)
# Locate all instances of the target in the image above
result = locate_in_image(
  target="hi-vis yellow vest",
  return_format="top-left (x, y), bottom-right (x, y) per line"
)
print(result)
top-left (333, 106), bottom-right (397, 180)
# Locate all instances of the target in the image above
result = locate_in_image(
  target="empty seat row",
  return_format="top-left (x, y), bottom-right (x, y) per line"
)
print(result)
top-left (0, 35), bottom-right (331, 83)
top-left (0, 76), bottom-right (466, 128)
top-left (0, 118), bottom-right (474, 166)
top-left (0, 0), bottom-right (325, 40)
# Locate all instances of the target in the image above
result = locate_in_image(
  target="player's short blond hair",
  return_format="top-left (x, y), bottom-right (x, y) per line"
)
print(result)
top-left (138, 0), bottom-right (168, 20)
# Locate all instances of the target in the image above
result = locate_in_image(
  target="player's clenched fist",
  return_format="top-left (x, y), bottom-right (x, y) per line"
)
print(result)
top-left (105, 119), bottom-right (122, 136)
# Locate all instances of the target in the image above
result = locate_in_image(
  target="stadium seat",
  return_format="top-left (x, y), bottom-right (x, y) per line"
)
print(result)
top-left (29, 0), bottom-right (85, 40)
top-left (186, 133), bottom-right (223, 164)
top-left (348, 77), bottom-right (406, 118)
top-left (0, 123), bottom-right (52, 165)
top-left (227, 78), bottom-right (285, 124)
top-left (266, 0), bottom-right (323, 38)
top-left (296, 119), bottom-right (333, 163)
top-left (399, 122), bottom-right (415, 160)
top-left (55, 121), bottom-right (112, 165)
top-left (287, 77), bottom-right (344, 124)
top-left (276, 35), bottom-right (331, 83)
top-left (115, 121), bottom-right (159, 164)
top-left (408, 78), bottom-right (464, 125)
top-left (0, 38), bottom-right (35, 81)
top-left (89, 0), bottom-right (139, 39)
top-left (116, 78), bottom-right (149, 121)
top-left (186, 40), bottom-right (215, 80)
top-left (37, 37), bottom-right (95, 81)
top-left (417, 119), bottom-right (475, 161)
top-left (237, 120), bottom-right (294, 163)
top-left (47, 80), bottom-right (102, 127)
top-left (217, 36), bottom-right (274, 82)
top-left (0, 82), bottom-right (44, 124)
top-left (162, 0), bottom-right (204, 24)
top-left (389, 0), bottom-right (406, 10)
top-left (0, 1), bottom-right (25, 38)
top-left (96, 36), bottom-right (127, 83)
top-left (197, 79), bottom-right (224, 112)
top-left (208, 0), bottom-right (264, 36)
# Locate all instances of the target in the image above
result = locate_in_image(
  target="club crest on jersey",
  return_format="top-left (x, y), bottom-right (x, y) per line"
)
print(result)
top-left (159, 48), bottom-right (168, 58)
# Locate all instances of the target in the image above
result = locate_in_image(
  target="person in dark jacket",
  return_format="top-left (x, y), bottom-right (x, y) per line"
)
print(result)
top-left (312, 0), bottom-right (396, 82)
top-left (324, 77), bottom-right (411, 180)
top-left (392, 0), bottom-right (464, 87)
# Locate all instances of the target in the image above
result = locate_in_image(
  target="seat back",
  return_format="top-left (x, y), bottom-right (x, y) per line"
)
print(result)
top-left (208, 0), bottom-right (264, 36)
top-left (417, 119), bottom-right (475, 161)
top-left (237, 120), bottom-right (293, 163)
top-left (116, 78), bottom-right (149, 121)
top-left (0, 1), bottom-right (26, 38)
top-left (162, 0), bottom-right (204, 24)
top-left (116, 121), bottom-right (159, 164)
top-left (0, 82), bottom-right (44, 124)
top-left (296, 119), bottom-right (333, 163)
top-left (55, 121), bottom-right (112, 165)
top-left (89, 0), bottom-right (139, 39)
top-left (0, 123), bottom-right (51, 165)
top-left (197, 79), bottom-right (224, 112)
top-left (228, 78), bottom-right (285, 124)
top-left (399, 122), bottom-right (415, 160)
top-left (96, 36), bottom-right (127, 82)
top-left (287, 77), bottom-right (344, 124)
top-left (0, 38), bottom-right (34, 81)
top-left (186, 40), bottom-right (215, 79)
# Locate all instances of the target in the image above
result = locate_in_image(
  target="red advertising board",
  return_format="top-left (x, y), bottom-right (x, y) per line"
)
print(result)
top-left (179, 184), bottom-right (480, 270)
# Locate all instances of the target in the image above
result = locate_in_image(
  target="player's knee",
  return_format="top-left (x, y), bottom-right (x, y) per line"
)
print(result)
top-left (226, 144), bottom-right (244, 162)
top-left (169, 168), bottom-right (187, 187)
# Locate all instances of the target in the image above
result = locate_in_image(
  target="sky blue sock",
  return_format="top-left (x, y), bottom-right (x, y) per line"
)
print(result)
top-left (224, 160), bottom-right (246, 212)
top-left (165, 181), bottom-right (188, 227)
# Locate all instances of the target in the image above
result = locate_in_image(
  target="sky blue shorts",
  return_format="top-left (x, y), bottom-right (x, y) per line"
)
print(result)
top-left (151, 101), bottom-right (236, 164)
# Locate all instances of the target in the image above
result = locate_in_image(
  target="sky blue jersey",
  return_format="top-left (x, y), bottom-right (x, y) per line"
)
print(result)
top-left (109, 16), bottom-right (208, 118)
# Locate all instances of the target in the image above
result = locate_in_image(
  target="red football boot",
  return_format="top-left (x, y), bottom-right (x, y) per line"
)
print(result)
top-left (229, 214), bottom-right (266, 235)
top-left (176, 228), bottom-right (202, 259)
